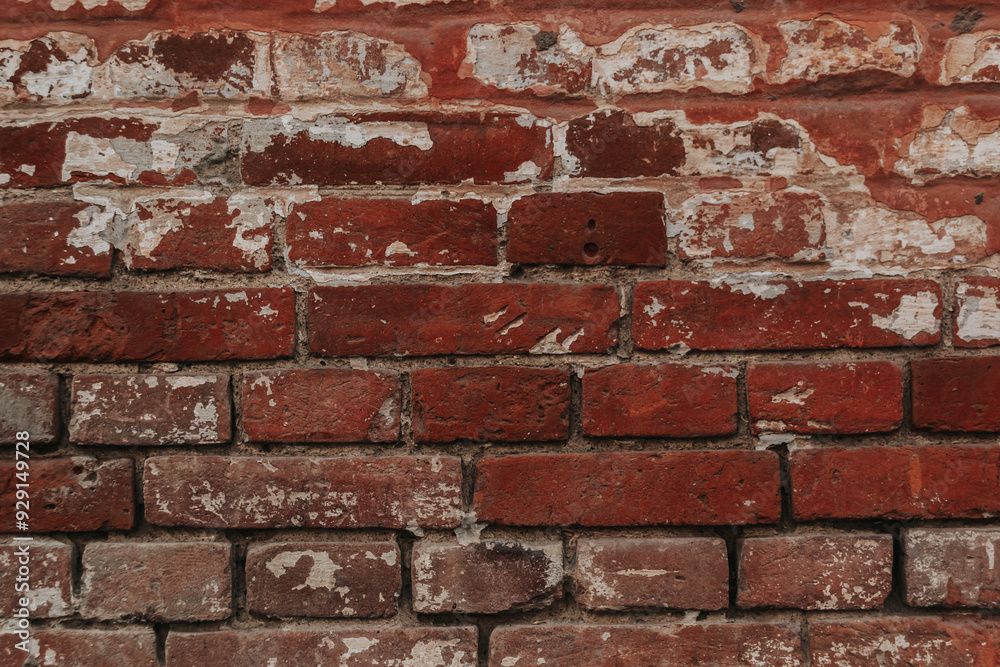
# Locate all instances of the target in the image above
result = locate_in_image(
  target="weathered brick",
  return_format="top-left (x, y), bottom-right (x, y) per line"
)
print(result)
top-left (241, 112), bottom-right (551, 185)
top-left (286, 198), bottom-right (496, 268)
top-left (560, 109), bottom-right (685, 178)
top-left (246, 541), bottom-right (400, 618)
top-left (0, 372), bottom-right (59, 445)
top-left (575, 537), bottom-right (729, 611)
top-left (144, 456), bottom-right (462, 529)
top-left (0, 202), bottom-right (112, 277)
top-left (810, 617), bottom-right (1000, 666)
top-left (582, 363), bottom-right (737, 438)
top-left (0, 32), bottom-right (95, 104)
top-left (412, 540), bottom-right (562, 614)
top-left (955, 277), bottom-right (1000, 347)
top-left (748, 361), bottom-right (903, 434)
top-left (895, 106), bottom-right (1000, 183)
top-left (412, 367), bottom-right (569, 443)
top-left (120, 193), bottom-right (274, 272)
top-left (80, 542), bottom-right (230, 621)
top-left (0, 629), bottom-right (157, 667)
top-left (166, 628), bottom-right (478, 666)
top-left (0, 288), bottom-right (295, 362)
top-left (242, 369), bottom-right (399, 443)
top-left (507, 192), bottom-right (666, 266)
top-left (772, 18), bottom-right (921, 84)
top-left (308, 284), bottom-right (618, 357)
top-left (912, 357), bottom-right (1000, 431)
top-left (491, 623), bottom-right (802, 666)
top-left (738, 534), bottom-right (893, 610)
top-left (633, 279), bottom-right (941, 351)
top-left (904, 528), bottom-right (1000, 607)
top-left (69, 374), bottom-right (231, 446)
top-left (0, 539), bottom-right (72, 617)
top-left (272, 31), bottom-right (427, 100)
top-left (673, 188), bottom-right (828, 263)
top-left (791, 445), bottom-right (1000, 520)
top-left (475, 451), bottom-right (780, 526)
top-left (940, 30), bottom-right (1000, 84)
top-left (0, 458), bottom-right (133, 532)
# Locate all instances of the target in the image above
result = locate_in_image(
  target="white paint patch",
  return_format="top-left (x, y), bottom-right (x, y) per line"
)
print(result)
top-left (870, 291), bottom-right (940, 339)
top-left (940, 30), bottom-right (1000, 84)
top-left (62, 132), bottom-right (135, 181)
top-left (956, 283), bottom-right (1000, 343)
top-left (266, 550), bottom-right (342, 590)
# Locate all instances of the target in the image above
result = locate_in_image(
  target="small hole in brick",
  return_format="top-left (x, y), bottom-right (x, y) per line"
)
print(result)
top-left (583, 242), bottom-right (599, 257)
top-left (586, 219), bottom-right (596, 230)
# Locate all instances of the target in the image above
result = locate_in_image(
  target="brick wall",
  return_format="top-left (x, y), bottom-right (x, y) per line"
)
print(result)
top-left (1, 1), bottom-right (1000, 665)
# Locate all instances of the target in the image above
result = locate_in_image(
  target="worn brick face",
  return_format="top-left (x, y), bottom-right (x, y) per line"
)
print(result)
top-left (0, 372), bottom-right (59, 444)
top-left (904, 528), bottom-right (1000, 607)
top-left (0, 202), bottom-right (112, 277)
top-left (810, 618), bottom-right (1000, 666)
top-left (0, 539), bottom-right (73, 618)
top-left (912, 357), bottom-right (1000, 431)
top-left (0, 629), bottom-right (157, 667)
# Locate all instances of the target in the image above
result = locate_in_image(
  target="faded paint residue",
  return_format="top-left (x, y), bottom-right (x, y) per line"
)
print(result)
top-left (940, 30), bottom-right (1000, 84)
top-left (0, 32), bottom-right (96, 104)
top-left (895, 106), bottom-right (1000, 184)
top-left (869, 291), bottom-right (940, 340)
top-left (265, 550), bottom-right (343, 590)
top-left (955, 279), bottom-right (1000, 344)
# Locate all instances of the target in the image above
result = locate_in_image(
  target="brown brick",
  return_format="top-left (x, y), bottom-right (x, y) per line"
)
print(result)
top-left (0, 629), bottom-right (157, 667)
top-left (0, 539), bottom-right (72, 618)
top-left (904, 528), bottom-right (1000, 607)
top-left (0, 372), bottom-right (59, 445)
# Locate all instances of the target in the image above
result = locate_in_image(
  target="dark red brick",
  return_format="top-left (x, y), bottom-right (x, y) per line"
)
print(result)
top-left (69, 374), bottom-right (231, 446)
top-left (166, 628), bottom-right (477, 666)
top-left (246, 541), bottom-right (400, 618)
top-left (748, 361), bottom-right (903, 434)
top-left (491, 623), bottom-right (801, 666)
top-left (575, 537), bottom-right (729, 611)
top-left (507, 192), bottom-right (667, 266)
top-left (308, 284), bottom-right (618, 357)
top-left (412, 540), bottom-right (562, 614)
top-left (561, 110), bottom-right (685, 178)
top-left (903, 528), bottom-right (1000, 608)
top-left (0, 288), bottom-right (295, 362)
top-left (412, 367), bottom-right (569, 443)
top-left (582, 363), bottom-right (737, 437)
top-left (633, 279), bottom-right (941, 351)
top-left (791, 445), bottom-right (1000, 520)
top-left (0, 458), bottom-right (133, 532)
top-left (144, 456), bottom-right (461, 529)
top-left (912, 357), bottom-right (1000, 432)
top-left (474, 451), bottom-right (780, 526)
top-left (242, 369), bottom-right (399, 443)
top-left (241, 112), bottom-right (552, 185)
top-left (0, 372), bottom-right (59, 445)
top-left (286, 198), bottom-right (496, 268)
top-left (738, 534), bottom-right (893, 610)
top-left (80, 542), bottom-right (231, 621)
top-left (0, 202), bottom-right (112, 277)
top-left (810, 617), bottom-right (1000, 666)
top-left (955, 277), bottom-right (1000, 347)
top-left (0, 629), bottom-right (157, 667)
top-left (0, 539), bottom-right (72, 618)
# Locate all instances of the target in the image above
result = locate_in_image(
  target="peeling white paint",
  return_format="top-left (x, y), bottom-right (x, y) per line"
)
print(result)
top-left (869, 291), bottom-right (939, 339)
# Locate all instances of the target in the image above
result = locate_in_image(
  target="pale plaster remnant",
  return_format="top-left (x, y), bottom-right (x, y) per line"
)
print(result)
top-left (869, 291), bottom-right (940, 339)
top-left (265, 550), bottom-right (343, 590)
top-left (956, 282), bottom-right (1000, 343)
top-left (940, 30), bottom-right (1000, 84)
top-left (895, 106), bottom-right (1000, 184)
top-left (0, 32), bottom-right (96, 104)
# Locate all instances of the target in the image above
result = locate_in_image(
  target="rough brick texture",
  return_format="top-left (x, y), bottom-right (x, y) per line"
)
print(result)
top-left (6, 3), bottom-right (1000, 663)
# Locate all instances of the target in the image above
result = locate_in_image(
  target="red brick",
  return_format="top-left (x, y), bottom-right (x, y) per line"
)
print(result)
top-left (955, 277), bottom-right (1000, 347)
top-left (0, 373), bottom-right (59, 445)
top-left (241, 112), bottom-right (552, 185)
top-left (738, 534), bottom-right (893, 610)
top-left (490, 623), bottom-right (802, 666)
top-left (507, 192), bottom-right (667, 266)
top-left (0, 629), bottom-right (157, 667)
top-left (0, 539), bottom-right (72, 618)
top-left (474, 451), bottom-right (780, 526)
top-left (308, 284), bottom-right (618, 357)
top-left (748, 361), bottom-right (903, 434)
top-left (144, 455), bottom-right (461, 529)
top-left (912, 357), bottom-right (1000, 432)
top-left (412, 540), bottom-right (562, 614)
top-left (560, 110), bottom-right (685, 178)
top-left (633, 279), bottom-right (941, 351)
top-left (0, 33), bottom-right (95, 104)
top-left (0, 288), bottom-right (295, 362)
top-left (242, 369), bottom-right (399, 443)
top-left (121, 195), bottom-right (274, 272)
top-left (287, 197), bottom-right (495, 268)
top-left (810, 617), bottom-right (1000, 666)
top-left (412, 367), bottom-right (569, 443)
top-left (582, 363), bottom-right (737, 438)
top-left (791, 445), bottom-right (1000, 520)
top-left (575, 537), bottom-right (729, 611)
top-left (69, 374), bottom-right (231, 446)
top-left (903, 528), bottom-right (1000, 608)
top-left (942, 31), bottom-right (1000, 84)
top-left (80, 542), bottom-right (230, 621)
top-left (166, 628), bottom-right (477, 666)
top-left (0, 458), bottom-right (133, 532)
top-left (246, 541), bottom-right (400, 618)
top-left (675, 189), bottom-right (828, 262)
top-left (0, 202), bottom-right (112, 277)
